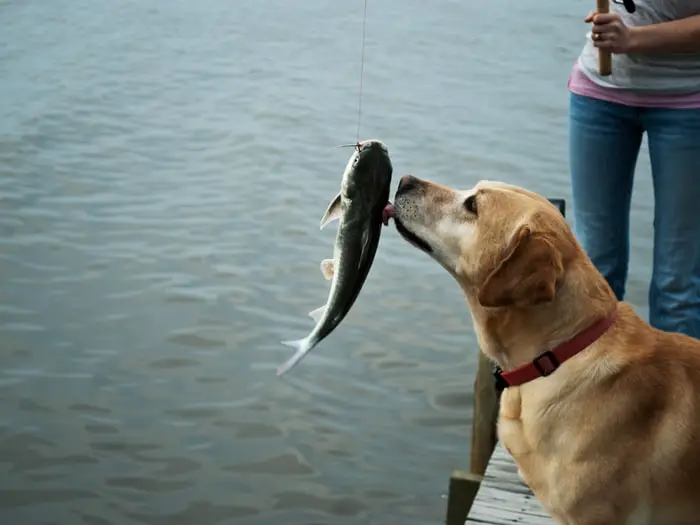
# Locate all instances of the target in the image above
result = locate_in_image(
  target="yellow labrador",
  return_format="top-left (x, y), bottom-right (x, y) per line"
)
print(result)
top-left (389, 175), bottom-right (700, 525)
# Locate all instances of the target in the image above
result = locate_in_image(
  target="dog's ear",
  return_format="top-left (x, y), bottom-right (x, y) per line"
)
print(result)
top-left (477, 225), bottom-right (564, 308)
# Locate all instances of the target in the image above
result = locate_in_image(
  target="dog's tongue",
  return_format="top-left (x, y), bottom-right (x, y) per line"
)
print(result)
top-left (382, 203), bottom-right (395, 226)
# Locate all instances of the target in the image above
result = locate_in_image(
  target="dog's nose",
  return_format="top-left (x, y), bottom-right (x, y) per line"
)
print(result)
top-left (397, 175), bottom-right (420, 196)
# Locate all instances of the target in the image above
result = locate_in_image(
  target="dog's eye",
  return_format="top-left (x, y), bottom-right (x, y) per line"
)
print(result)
top-left (463, 195), bottom-right (477, 215)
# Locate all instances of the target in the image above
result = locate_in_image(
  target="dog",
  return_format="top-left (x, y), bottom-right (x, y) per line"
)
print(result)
top-left (389, 175), bottom-right (700, 525)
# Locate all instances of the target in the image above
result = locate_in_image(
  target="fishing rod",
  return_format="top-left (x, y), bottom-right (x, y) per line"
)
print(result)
top-left (597, 0), bottom-right (637, 76)
top-left (597, 0), bottom-right (613, 76)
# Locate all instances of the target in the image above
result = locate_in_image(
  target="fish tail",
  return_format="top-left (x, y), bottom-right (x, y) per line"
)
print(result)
top-left (277, 338), bottom-right (313, 376)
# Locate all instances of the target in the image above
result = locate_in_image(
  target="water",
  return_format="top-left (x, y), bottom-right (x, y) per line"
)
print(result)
top-left (0, 0), bottom-right (656, 523)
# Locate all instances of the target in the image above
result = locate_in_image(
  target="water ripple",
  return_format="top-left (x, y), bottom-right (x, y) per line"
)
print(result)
top-left (0, 0), bottom-right (656, 523)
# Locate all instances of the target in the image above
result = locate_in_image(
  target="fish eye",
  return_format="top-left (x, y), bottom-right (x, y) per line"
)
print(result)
top-left (464, 194), bottom-right (477, 215)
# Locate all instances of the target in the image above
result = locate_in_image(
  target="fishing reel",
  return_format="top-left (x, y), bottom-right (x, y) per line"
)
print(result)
top-left (613, 0), bottom-right (636, 13)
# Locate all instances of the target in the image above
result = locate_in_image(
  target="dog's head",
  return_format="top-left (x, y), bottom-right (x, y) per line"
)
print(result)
top-left (392, 176), bottom-right (578, 308)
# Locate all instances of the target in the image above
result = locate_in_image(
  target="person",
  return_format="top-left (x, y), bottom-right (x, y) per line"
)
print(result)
top-left (567, 0), bottom-right (700, 338)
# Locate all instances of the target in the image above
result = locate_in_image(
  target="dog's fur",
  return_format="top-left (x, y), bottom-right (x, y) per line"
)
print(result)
top-left (392, 176), bottom-right (700, 525)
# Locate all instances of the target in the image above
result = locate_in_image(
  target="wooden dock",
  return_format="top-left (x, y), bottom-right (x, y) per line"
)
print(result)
top-left (443, 355), bottom-right (554, 524)
top-left (445, 366), bottom-right (554, 525)
top-left (442, 198), bottom-right (566, 525)
top-left (463, 443), bottom-right (552, 524)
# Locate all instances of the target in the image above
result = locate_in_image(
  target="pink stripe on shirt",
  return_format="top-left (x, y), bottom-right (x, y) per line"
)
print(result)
top-left (567, 62), bottom-right (700, 109)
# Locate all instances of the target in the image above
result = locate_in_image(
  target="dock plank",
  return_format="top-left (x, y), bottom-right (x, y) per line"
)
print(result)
top-left (465, 442), bottom-right (554, 524)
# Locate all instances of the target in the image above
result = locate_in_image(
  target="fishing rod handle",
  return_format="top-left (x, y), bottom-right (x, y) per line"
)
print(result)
top-left (596, 0), bottom-right (612, 76)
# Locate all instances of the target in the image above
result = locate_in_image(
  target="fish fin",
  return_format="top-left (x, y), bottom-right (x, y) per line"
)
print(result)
top-left (320, 259), bottom-right (335, 280)
top-left (319, 193), bottom-right (342, 230)
top-left (308, 304), bottom-right (326, 323)
top-left (277, 338), bottom-right (312, 376)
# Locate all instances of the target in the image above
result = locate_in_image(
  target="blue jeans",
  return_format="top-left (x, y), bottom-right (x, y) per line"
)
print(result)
top-left (569, 93), bottom-right (700, 338)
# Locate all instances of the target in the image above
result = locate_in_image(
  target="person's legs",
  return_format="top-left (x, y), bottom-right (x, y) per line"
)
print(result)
top-left (569, 93), bottom-right (643, 300)
top-left (644, 107), bottom-right (700, 338)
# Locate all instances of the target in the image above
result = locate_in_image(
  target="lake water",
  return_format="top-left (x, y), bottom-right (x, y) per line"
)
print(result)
top-left (0, 0), bottom-right (657, 524)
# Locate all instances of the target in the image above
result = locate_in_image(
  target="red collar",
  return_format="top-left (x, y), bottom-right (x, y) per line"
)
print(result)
top-left (493, 308), bottom-right (618, 391)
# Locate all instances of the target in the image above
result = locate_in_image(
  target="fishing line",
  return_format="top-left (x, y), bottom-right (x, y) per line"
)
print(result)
top-left (355, 0), bottom-right (369, 144)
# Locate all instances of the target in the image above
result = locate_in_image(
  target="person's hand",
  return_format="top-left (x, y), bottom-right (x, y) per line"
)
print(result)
top-left (586, 11), bottom-right (637, 54)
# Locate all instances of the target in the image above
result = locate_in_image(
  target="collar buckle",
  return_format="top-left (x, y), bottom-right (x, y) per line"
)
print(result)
top-left (533, 350), bottom-right (560, 377)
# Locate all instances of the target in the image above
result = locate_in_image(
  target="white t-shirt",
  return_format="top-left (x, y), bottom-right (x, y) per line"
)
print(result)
top-left (578, 0), bottom-right (700, 94)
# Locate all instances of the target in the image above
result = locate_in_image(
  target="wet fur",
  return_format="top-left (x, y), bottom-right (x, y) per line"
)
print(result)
top-left (392, 177), bottom-right (700, 525)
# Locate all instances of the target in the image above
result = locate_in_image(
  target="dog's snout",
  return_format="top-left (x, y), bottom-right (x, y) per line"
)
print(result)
top-left (397, 175), bottom-right (421, 196)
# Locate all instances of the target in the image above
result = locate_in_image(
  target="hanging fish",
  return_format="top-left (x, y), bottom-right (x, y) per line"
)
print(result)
top-left (277, 139), bottom-right (393, 376)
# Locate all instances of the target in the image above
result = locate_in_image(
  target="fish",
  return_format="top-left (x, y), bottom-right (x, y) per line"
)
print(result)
top-left (277, 139), bottom-right (393, 376)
